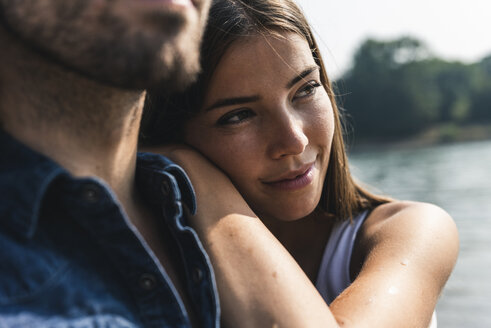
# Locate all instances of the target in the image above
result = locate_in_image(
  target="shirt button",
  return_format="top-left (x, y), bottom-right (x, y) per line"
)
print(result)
top-left (81, 183), bottom-right (101, 203)
top-left (192, 267), bottom-right (203, 284)
top-left (139, 273), bottom-right (157, 291)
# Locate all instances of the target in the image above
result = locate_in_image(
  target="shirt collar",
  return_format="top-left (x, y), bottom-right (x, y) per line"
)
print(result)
top-left (0, 129), bottom-right (197, 239)
top-left (136, 152), bottom-right (197, 216)
top-left (0, 129), bottom-right (67, 239)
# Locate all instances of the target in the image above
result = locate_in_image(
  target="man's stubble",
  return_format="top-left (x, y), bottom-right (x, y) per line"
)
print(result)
top-left (0, 0), bottom-right (208, 91)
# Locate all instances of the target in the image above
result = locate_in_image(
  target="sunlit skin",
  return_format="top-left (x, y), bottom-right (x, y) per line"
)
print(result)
top-left (185, 33), bottom-right (335, 223)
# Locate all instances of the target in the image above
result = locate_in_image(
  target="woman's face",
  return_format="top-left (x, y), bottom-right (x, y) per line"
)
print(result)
top-left (185, 32), bottom-right (335, 222)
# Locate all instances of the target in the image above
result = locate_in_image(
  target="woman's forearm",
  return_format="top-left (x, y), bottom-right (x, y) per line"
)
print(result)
top-left (194, 210), bottom-right (338, 327)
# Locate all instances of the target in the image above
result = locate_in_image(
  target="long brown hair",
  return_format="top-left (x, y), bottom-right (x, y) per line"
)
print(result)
top-left (141, 0), bottom-right (390, 220)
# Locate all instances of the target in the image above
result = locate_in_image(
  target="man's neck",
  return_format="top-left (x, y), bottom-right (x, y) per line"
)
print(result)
top-left (0, 27), bottom-right (145, 208)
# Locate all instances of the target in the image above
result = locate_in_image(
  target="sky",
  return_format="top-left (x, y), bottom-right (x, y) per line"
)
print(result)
top-left (295, 0), bottom-right (491, 78)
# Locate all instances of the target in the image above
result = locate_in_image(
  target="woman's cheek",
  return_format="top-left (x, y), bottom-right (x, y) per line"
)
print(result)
top-left (205, 132), bottom-right (259, 178)
top-left (306, 101), bottom-right (334, 137)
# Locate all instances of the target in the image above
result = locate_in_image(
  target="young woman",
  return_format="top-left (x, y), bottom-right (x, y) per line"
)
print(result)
top-left (142, 0), bottom-right (459, 326)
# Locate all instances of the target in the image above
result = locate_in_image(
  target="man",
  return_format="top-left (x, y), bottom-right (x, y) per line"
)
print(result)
top-left (0, 0), bottom-right (216, 326)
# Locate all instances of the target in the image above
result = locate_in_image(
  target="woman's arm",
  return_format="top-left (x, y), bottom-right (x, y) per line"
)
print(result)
top-left (157, 145), bottom-right (339, 327)
top-left (153, 146), bottom-right (459, 328)
top-left (330, 201), bottom-right (459, 327)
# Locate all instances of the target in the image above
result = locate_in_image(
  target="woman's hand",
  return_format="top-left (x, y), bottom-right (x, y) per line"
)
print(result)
top-left (146, 144), bottom-right (257, 232)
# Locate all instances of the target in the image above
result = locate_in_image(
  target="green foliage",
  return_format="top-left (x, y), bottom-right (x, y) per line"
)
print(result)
top-left (338, 36), bottom-right (491, 143)
top-left (469, 56), bottom-right (491, 121)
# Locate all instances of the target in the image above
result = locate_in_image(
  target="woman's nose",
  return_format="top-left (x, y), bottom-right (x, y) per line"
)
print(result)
top-left (267, 109), bottom-right (308, 159)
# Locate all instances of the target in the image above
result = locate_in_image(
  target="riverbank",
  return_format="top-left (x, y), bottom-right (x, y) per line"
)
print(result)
top-left (348, 123), bottom-right (491, 153)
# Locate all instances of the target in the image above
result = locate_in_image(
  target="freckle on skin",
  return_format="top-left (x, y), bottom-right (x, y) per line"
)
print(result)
top-left (272, 271), bottom-right (277, 278)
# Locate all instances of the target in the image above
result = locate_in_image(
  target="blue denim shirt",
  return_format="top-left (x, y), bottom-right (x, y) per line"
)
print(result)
top-left (0, 130), bottom-right (220, 327)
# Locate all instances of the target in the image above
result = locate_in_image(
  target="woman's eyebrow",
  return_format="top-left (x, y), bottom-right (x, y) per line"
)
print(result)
top-left (204, 95), bottom-right (261, 112)
top-left (286, 65), bottom-right (320, 89)
top-left (204, 66), bottom-right (319, 112)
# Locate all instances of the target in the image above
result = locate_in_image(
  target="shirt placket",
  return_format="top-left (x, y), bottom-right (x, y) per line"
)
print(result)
top-left (159, 171), bottom-right (220, 328)
top-left (66, 178), bottom-right (191, 328)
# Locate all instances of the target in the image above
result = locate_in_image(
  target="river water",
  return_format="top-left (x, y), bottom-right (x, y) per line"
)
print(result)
top-left (349, 140), bottom-right (491, 327)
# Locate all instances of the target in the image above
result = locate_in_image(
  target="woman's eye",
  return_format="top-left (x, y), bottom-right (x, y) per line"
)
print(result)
top-left (294, 81), bottom-right (321, 99)
top-left (216, 109), bottom-right (256, 126)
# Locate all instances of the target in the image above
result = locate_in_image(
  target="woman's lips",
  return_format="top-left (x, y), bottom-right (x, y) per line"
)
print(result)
top-left (263, 164), bottom-right (315, 191)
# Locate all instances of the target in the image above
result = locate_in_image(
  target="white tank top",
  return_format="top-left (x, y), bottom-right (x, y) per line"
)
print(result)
top-left (315, 211), bottom-right (369, 304)
top-left (314, 210), bottom-right (437, 328)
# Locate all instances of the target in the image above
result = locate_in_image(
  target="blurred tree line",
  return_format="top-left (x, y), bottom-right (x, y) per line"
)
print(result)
top-left (337, 36), bottom-right (491, 144)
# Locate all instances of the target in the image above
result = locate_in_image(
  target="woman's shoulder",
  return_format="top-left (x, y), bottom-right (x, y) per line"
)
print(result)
top-left (362, 200), bottom-right (456, 239)
top-left (359, 200), bottom-right (459, 272)
top-left (334, 201), bottom-right (457, 326)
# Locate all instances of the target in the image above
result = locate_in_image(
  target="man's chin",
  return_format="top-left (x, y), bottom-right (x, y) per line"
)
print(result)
top-left (0, 0), bottom-right (205, 93)
top-left (94, 34), bottom-right (201, 92)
